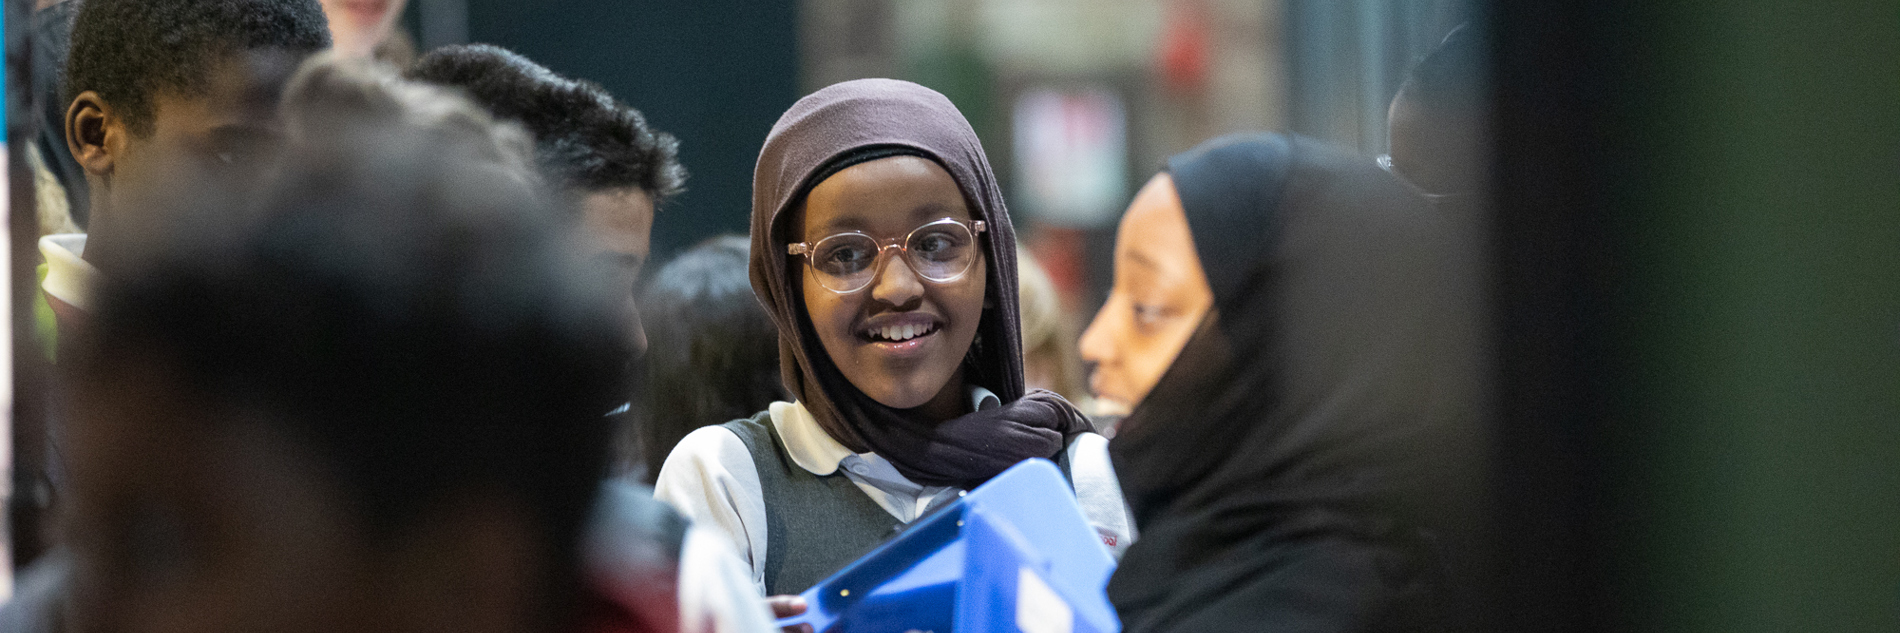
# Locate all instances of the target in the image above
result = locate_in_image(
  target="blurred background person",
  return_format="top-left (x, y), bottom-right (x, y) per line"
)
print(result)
top-left (1384, 26), bottom-right (1496, 614)
top-left (1383, 25), bottom-right (1484, 202)
top-left (51, 0), bottom-right (330, 320)
top-left (319, 0), bottom-right (416, 64)
top-left (1081, 132), bottom-right (1467, 632)
top-left (408, 43), bottom-right (687, 360)
top-left (629, 235), bottom-right (784, 483)
top-left (1017, 245), bottom-right (1092, 412)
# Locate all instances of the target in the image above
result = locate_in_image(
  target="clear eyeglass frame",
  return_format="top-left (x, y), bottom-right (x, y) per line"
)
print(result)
top-left (787, 217), bottom-right (988, 294)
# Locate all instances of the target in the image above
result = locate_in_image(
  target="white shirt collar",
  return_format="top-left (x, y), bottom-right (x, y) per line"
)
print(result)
top-left (771, 385), bottom-right (1003, 477)
top-left (39, 233), bottom-right (95, 312)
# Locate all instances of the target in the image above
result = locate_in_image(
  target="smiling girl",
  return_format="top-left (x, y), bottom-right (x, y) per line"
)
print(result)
top-left (654, 79), bottom-right (1134, 597)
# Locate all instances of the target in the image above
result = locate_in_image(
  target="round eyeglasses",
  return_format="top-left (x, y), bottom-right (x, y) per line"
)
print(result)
top-left (787, 218), bottom-right (987, 294)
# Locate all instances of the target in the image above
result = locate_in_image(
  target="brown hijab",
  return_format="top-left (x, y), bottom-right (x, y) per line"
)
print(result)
top-left (749, 78), bottom-right (1089, 489)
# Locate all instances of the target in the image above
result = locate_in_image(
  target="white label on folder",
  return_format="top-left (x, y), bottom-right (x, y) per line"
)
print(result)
top-left (1016, 567), bottom-right (1074, 633)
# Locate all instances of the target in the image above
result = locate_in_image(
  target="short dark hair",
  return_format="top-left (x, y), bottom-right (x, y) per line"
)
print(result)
top-left (71, 57), bottom-right (633, 616)
top-left (632, 235), bottom-right (782, 480)
top-left (408, 44), bottom-right (686, 201)
top-left (64, 0), bottom-right (331, 136)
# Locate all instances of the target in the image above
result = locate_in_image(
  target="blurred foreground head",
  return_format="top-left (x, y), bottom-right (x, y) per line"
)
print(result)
top-left (1386, 25), bottom-right (1486, 198)
top-left (58, 55), bottom-right (635, 633)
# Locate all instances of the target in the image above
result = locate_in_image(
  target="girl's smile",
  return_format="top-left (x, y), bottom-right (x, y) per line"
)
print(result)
top-left (859, 312), bottom-right (944, 355)
top-left (795, 155), bottom-right (988, 417)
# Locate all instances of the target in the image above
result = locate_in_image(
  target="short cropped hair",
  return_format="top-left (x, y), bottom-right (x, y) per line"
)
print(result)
top-left (408, 44), bottom-right (686, 200)
top-left (65, 0), bottom-right (331, 136)
top-left (72, 55), bottom-right (633, 615)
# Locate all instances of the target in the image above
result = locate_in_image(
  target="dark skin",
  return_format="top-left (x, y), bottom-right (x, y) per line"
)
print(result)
top-left (579, 187), bottom-right (655, 355)
top-left (794, 156), bottom-right (988, 422)
top-left (1078, 173), bottom-right (1214, 418)
top-left (65, 48), bottom-right (307, 267)
top-left (61, 355), bottom-right (551, 633)
top-left (769, 156), bottom-right (991, 630)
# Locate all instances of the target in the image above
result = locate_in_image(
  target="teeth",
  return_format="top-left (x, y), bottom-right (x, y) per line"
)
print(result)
top-left (870, 323), bottom-right (932, 342)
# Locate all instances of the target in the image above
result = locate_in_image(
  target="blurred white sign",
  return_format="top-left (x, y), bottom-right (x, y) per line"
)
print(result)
top-left (1012, 87), bottom-right (1127, 227)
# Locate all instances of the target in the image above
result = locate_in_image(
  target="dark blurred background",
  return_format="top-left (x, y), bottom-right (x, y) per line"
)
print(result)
top-left (403, 0), bottom-right (800, 259)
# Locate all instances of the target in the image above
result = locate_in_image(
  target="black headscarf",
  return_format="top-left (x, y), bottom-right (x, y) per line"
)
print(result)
top-left (750, 79), bottom-right (1091, 490)
top-left (1106, 133), bottom-right (1466, 632)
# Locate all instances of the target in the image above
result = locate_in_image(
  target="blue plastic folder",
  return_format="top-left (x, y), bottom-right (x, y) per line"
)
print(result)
top-left (773, 458), bottom-right (1120, 633)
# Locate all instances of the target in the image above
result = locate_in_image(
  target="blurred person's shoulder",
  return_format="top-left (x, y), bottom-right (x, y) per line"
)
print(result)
top-left (0, 549), bottom-right (74, 633)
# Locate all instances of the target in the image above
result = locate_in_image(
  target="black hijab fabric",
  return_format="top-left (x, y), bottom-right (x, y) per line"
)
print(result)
top-left (1107, 133), bottom-right (1466, 632)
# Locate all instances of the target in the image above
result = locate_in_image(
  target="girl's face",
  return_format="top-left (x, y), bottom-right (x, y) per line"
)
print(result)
top-left (1079, 174), bottom-right (1214, 415)
top-left (796, 156), bottom-right (988, 419)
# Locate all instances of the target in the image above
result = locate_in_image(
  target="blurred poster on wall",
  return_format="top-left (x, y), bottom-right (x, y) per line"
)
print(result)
top-left (1012, 87), bottom-right (1127, 228)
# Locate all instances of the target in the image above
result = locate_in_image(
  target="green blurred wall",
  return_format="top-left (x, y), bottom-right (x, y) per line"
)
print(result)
top-left (1613, 1), bottom-right (1900, 629)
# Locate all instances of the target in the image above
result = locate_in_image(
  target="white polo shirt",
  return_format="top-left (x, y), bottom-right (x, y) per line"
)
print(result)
top-left (40, 233), bottom-right (95, 312)
top-left (653, 389), bottom-right (1137, 594)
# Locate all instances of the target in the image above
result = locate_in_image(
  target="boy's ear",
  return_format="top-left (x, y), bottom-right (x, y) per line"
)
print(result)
top-left (66, 91), bottom-right (120, 178)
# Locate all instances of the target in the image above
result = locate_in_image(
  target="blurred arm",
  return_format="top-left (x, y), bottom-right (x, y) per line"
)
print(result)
top-left (676, 524), bottom-right (777, 633)
top-left (1069, 432), bottom-right (1139, 559)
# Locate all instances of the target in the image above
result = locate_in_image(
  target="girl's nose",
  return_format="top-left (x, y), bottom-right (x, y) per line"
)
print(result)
top-left (868, 248), bottom-right (926, 306)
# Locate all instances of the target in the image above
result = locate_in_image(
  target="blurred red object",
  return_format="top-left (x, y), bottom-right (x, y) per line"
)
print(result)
top-left (1157, 0), bottom-right (1210, 93)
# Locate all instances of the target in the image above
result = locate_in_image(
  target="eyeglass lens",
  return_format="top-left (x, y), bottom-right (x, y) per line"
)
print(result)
top-left (809, 221), bottom-right (978, 292)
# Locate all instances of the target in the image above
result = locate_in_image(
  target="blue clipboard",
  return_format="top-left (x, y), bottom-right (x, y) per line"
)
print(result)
top-left (773, 458), bottom-right (1120, 633)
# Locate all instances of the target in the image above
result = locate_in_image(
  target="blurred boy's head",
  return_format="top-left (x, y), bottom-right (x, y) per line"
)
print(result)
top-left (408, 44), bottom-right (686, 314)
top-left (63, 0), bottom-right (330, 263)
top-left (58, 57), bottom-right (634, 633)
top-left (1385, 25), bottom-right (1485, 198)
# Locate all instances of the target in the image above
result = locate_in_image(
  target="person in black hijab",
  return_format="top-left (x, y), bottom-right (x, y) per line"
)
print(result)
top-left (1079, 132), bottom-right (1469, 632)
